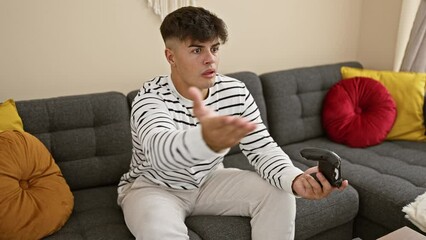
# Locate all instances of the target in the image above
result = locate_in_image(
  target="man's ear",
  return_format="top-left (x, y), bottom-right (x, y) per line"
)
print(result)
top-left (165, 48), bottom-right (175, 66)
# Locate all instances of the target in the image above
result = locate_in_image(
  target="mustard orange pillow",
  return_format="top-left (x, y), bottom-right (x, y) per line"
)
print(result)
top-left (0, 99), bottom-right (24, 132)
top-left (0, 130), bottom-right (74, 239)
top-left (341, 67), bottom-right (426, 141)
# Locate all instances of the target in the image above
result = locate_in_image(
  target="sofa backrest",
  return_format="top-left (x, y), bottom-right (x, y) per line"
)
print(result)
top-left (16, 92), bottom-right (132, 191)
top-left (127, 90), bottom-right (139, 107)
top-left (260, 61), bottom-right (363, 146)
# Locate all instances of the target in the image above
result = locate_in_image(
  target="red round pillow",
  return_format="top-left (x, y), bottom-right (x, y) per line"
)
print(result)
top-left (322, 77), bottom-right (397, 147)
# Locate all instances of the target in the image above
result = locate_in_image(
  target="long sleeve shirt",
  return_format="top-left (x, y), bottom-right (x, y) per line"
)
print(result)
top-left (118, 74), bottom-right (303, 196)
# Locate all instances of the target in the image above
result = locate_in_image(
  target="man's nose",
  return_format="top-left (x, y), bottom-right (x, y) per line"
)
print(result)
top-left (203, 51), bottom-right (216, 65)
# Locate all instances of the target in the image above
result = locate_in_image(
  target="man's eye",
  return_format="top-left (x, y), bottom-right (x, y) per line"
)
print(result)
top-left (212, 47), bottom-right (220, 53)
top-left (193, 48), bottom-right (201, 54)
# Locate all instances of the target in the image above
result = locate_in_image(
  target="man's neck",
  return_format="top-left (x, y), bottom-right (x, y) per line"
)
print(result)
top-left (170, 74), bottom-right (209, 100)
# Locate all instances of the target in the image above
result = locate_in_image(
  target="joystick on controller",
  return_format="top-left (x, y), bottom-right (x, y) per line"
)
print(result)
top-left (300, 147), bottom-right (343, 187)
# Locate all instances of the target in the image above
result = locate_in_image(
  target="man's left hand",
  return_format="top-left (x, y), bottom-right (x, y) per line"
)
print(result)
top-left (292, 166), bottom-right (349, 200)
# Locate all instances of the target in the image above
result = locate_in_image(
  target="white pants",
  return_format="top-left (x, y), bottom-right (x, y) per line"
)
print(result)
top-left (120, 168), bottom-right (296, 240)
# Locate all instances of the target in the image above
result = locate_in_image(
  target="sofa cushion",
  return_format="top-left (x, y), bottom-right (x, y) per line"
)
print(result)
top-left (43, 185), bottom-right (201, 240)
top-left (0, 130), bottom-right (73, 239)
top-left (322, 77), bottom-right (397, 147)
top-left (260, 62), bottom-right (363, 146)
top-left (15, 92), bottom-right (132, 190)
top-left (43, 186), bottom-right (135, 240)
top-left (186, 216), bottom-right (251, 240)
top-left (286, 137), bottom-right (426, 238)
top-left (189, 160), bottom-right (359, 240)
top-left (0, 99), bottom-right (24, 132)
top-left (185, 187), bottom-right (359, 240)
top-left (341, 67), bottom-right (426, 141)
top-left (127, 90), bottom-right (138, 107)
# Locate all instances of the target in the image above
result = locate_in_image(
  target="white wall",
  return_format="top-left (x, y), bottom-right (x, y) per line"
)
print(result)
top-left (0, 0), bottom-right (403, 101)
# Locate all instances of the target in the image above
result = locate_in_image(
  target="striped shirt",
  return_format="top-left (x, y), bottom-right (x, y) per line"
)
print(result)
top-left (118, 74), bottom-right (303, 195)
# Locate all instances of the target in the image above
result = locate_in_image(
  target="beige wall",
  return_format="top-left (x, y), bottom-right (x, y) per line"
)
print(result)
top-left (0, 0), bottom-right (403, 101)
top-left (358, 0), bottom-right (403, 70)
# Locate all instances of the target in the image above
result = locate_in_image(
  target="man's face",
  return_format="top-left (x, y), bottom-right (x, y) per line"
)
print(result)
top-left (165, 38), bottom-right (221, 99)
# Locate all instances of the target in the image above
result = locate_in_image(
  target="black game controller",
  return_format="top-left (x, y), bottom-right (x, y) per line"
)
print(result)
top-left (300, 147), bottom-right (343, 187)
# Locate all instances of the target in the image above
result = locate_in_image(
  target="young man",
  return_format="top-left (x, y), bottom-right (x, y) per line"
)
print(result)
top-left (118, 6), bottom-right (348, 240)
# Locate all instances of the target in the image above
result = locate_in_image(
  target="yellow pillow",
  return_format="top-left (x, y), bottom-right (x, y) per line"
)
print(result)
top-left (0, 99), bottom-right (24, 132)
top-left (341, 67), bottom-right (426, 141)
top-left (0, 130), bottom-right (74, 239)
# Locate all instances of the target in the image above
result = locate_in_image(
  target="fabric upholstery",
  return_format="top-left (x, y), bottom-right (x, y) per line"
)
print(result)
top-left (185, 164), bottom-right (359, 240)
top-left (260, 61), bottom-right (363, 146)
top-left (42, 186), bottom-right (137, 240)
top-left (341, 67), bottom-right (426, 141)
top-left (42, 186), bottom-right (200, 240)
top-left (0, 99), bottom-right (24, 132)
top-left (260, 61), bottom-right (426, 238)
top-left (19, 61), bottom-right (424, 240)
top-left (16, 92), bottom-right (132, 191)
top-left (0, 130), bottom-right (73, 239)
top-left (285, 137), bottom-right (426, 239)
top-left (322, 77), bottom-right (397, 147)
top-left (16, 92), bottom-right (201, 240)
top-left (294, 187), bottom-right (358, 240)
top-left (185, 216), bottom-right (251, 240)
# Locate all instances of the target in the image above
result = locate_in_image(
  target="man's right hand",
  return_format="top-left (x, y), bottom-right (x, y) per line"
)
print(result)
top-left (187, 87), bottom-right (257, 152)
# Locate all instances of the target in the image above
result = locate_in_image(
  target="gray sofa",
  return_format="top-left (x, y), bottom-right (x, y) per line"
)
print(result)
top-left (15, 61), bottom-right (425, 240)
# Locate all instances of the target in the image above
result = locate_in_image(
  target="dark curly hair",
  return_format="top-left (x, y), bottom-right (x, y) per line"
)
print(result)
top-left (160, 6), bottom-right (228, 44)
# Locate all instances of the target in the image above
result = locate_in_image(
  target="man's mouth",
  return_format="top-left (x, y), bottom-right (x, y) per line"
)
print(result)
top-left (202, 69), bottom-right (216, 78)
